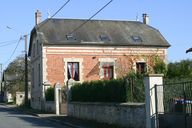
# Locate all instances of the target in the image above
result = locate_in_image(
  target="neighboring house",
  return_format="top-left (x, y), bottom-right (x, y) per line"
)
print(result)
top-left (28, 11), bottom-right (170, 110)
top-left (2, 72), bottom-right (18, 103)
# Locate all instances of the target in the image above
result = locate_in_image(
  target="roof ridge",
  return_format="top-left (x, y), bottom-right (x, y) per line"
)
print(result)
top-left (41, 18), bottom-right (144, 23)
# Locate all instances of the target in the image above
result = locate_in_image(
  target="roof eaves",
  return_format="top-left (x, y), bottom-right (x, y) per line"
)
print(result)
top-left (43, 42), bottom-right (170, 48)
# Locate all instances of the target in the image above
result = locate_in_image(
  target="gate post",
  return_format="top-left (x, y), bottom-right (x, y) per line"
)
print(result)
top-left (67, 79), bottom-right (75, 103)
top-left (55, 82), bottom-right (62, 115)
top-left (144, 74), bottom-right (164, 128)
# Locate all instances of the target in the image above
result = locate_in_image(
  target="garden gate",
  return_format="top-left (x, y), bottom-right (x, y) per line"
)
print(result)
top-left (155, 81), bottom-right (192, 128)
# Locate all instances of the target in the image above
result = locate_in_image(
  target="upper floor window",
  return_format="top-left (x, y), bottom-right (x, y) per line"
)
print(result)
top-left (67, 62), bottom-right (79, 81)
top-left (136, 62), bottom-right (146, 74)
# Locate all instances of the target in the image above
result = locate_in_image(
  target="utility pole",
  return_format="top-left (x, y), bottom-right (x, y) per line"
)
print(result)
top-left (24, 34), bottom-right (28, 106)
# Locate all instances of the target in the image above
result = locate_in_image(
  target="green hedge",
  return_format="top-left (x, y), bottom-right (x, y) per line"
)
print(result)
top-left (45, 87), bottom-right (55, 101)
top-left (71, 79), bottom-right (127, 102)
top-left (71, 73), bottom-right (145, 103)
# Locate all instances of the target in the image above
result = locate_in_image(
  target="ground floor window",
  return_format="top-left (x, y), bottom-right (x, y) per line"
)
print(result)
top-left (67, 62), bottom-right (79, 81)
top-left (100, 61), bottom-right (115, 80)
top-left (103, 65), bottom-right (114, 80)
top-left (136, 62), bottom-right (146, 74)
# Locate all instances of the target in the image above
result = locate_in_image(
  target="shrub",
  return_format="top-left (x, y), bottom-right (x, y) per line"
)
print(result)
top-left (71, 74), bottom-right (145, 103)
top-left (125, 72), bottom-right (145, 102)
top-left (45, 87), bottom-right (54, 101)
top-left (154, 60), bottom-right (167, 75)
top-left (71, 79), bottom-right (126, 102)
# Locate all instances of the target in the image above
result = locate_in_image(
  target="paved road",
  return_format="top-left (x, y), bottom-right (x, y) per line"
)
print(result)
top-left (0, 104), bottom-right (72, 128)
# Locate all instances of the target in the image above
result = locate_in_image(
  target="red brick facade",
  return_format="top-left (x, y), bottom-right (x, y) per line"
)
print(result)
top-left (44, 46), bottom-right (167, 86)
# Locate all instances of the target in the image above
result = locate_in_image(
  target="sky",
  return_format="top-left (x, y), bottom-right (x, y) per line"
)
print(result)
top-left (0, 0), bottom-right (192, 69)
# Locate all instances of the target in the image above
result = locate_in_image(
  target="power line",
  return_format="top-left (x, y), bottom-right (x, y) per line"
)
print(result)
top-left (70, 0), bottom-right (114, 34)
top-left (51, 0), bottom-right (71, 18)
top-left (0, 39), bottom-right (18, 44)
top-left (0, 41), bottom-right (18, 48)
top-left (3, 37), bottom-right (22, 66)
top-left (36, 0), bottom-right (71, 30)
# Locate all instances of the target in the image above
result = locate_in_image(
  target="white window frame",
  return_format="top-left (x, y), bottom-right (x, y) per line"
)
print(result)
top-left (64, 58), bottom-right (83, 83)
top-left (99, 58), bottom-right (117, 79)
top-left (133, 59), bottom-right (147, 74)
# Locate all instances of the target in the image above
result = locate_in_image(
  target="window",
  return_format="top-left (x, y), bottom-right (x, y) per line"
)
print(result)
top-left (103, 64), bottom-right (114, 80)
top-left (67, 62), bottom-right (79, 81)
top-left (66, 34), bottom-right (76, 41)
top-left (131, 35), bottom-right (142, 42)
top-left (99, 58), bottom-right (116, 80)
top-left (99, 34), bottom-right (111, 41)
top-left (136, 62), bottom-right (146, 74)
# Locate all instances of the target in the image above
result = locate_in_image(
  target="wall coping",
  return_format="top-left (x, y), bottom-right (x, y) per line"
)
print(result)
top-left (145, 74), bottom-right (164, 77)
top-left (70, 102), bottom-right (145, 107)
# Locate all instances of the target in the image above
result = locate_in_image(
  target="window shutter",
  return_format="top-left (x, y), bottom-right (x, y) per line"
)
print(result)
top-left (100, 62), bottom-right (104, 79)
top-left (100, 62), bottom-right (114, 79)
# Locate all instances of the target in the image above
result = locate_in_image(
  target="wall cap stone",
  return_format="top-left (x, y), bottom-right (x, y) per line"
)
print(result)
top-left (145, 74), bottom-right (164, 77)
top-left (70, 102), bottom-right (145, 107)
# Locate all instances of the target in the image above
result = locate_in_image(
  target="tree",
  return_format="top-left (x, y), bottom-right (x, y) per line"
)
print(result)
top-left (166, 59), bottom-right (192, 78)
top-left (4, 55), bottom-right (31, 101)
top-left (153, 55), bottom-right (167, 75)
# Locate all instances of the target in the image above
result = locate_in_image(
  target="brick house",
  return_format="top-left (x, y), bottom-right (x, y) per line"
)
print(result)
top-left (28, 11), bottom-right (170, 110)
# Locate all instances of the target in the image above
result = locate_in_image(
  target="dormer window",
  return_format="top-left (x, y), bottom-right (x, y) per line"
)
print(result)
top-left (99, 34), bottom-right (111, 42)
top-left (131, 35), bottom-right (142, 42)
top-left (66, 34), bottom-right (76, 41)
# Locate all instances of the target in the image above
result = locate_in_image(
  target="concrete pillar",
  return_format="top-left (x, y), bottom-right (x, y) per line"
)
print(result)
top-left (55, 82), bottom-right (62, 115)
top-left (144, 74), bottom-right (164, 128)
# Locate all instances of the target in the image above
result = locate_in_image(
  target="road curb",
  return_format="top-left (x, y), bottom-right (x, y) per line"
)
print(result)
top-left (21, 110), bottom-right (86, 128)
top-left (45, 117), bottom-right (86, 128)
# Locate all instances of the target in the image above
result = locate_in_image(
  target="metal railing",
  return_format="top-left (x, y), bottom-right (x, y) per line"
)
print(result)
top-left (163, 81), bottom-right (192, 114)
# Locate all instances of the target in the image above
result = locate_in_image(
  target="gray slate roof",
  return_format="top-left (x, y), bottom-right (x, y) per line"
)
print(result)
top-left (29, 18), bottom-right (170, 55)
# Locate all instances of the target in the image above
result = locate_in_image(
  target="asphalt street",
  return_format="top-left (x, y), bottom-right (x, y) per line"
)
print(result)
top-left (0, 104), bottom-right (72, 128)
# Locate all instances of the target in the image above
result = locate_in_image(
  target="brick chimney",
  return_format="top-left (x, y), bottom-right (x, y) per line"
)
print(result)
top-left (35, 10), bottom-right (42, 25)
top-left (143, 13), bottom-right (149, 25)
